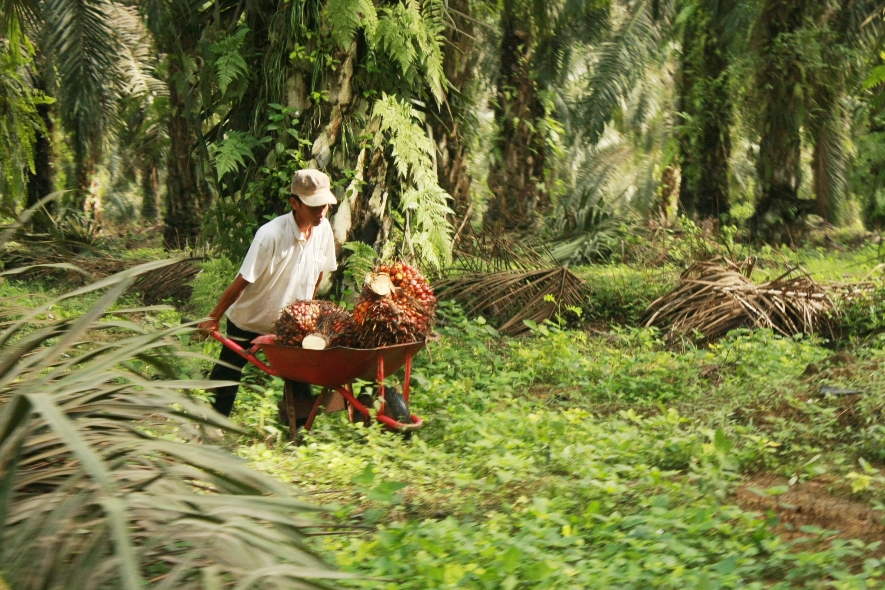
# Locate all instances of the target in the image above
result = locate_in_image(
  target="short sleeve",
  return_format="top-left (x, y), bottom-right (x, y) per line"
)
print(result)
top-left (238, 232), bottom-right (272, 283)
top-left (321, 224), bottom-right (337, 272)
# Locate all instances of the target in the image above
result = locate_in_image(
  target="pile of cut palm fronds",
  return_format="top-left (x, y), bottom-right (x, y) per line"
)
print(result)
top-left (642, 258), bottom-right (835, 343)
top-left (2, 237), bottom-right (204, 304)
top-left (449, 233), bottom-right (558, 274)
top-left (435, 267), bottom-right (586, 335)
top-left (129, 257), bottom-right (202, 304)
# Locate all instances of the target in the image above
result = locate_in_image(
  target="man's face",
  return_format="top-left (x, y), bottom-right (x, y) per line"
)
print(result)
top-left (291, 197), bottom-right (329, 227)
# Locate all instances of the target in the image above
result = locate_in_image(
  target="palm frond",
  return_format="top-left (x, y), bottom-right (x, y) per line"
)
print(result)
top-left (534, 0), bottom-right (610, 87)
top-left (0, 40), bottom-right (49, 207)
top-left (0, 261), bottom-right (350, 588)
top-left (109, 4), bottom-right (166, 99)
top-left (42, 0), bottom-right (122, 160)
top-left (435, 267), bottom-right (587, 335)
top-left (810, 104), bottom-right (849, 224)
top-left (642, 258), bottom-right (836, 344)
top-left (0, 0), bottom-right (39, 37)
top-left (572, 0), bottom-right (664, 144)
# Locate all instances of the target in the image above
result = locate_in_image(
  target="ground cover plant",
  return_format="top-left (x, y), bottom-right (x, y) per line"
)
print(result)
top-left (217, 261), bottom-right (885, 588)
top-left (4, 242), bottom-right (885, 588)
top-left (226, 310), bottom-right (883, 588)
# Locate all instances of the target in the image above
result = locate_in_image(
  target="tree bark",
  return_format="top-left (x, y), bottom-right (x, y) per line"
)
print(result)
top-left (163, 60), bottom-right (206, 249)
top-left (863, 86), bottom-right (885, 228)
top-left (749, 0), bottom-right (811, 241)
top-left (79, 151), bottom-right (102, 223)
top-left (140, 162), bottom-right (159, 221)
top-left (677, 5), bottom-right (731, 223)
top-left (26, 99), bottom-right (55, 230)
top-left (484, 0), bottom-right (548, 231)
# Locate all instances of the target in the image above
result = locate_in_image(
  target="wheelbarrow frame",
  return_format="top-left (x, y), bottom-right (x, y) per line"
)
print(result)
top-left (211, 331), bottom-right (424, 440)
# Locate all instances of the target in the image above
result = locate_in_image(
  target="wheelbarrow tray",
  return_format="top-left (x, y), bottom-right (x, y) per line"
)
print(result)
top-left (250, 335), bottom-right (425, 388)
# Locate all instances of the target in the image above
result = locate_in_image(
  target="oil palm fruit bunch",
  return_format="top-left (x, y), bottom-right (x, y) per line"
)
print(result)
top-left (314, 307), bottom-right (359, 349)
top-left (275, 300), bottom-right (338, 346)
top-left (353, 262), bottom-right (437, 347)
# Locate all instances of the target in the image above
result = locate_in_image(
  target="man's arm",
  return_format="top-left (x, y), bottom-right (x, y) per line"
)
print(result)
top-left (312, 272), bottom-right (324, 299)
top-left (197, 274), bottom-right (251, 334)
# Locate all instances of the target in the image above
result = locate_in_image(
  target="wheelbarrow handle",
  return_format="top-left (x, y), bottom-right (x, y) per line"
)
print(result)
top-left (211, 330), bottom-right (281, 377)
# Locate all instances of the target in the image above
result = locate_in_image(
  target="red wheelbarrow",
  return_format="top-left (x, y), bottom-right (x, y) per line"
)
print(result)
top-left (212, 331), bottom-right (425, 441)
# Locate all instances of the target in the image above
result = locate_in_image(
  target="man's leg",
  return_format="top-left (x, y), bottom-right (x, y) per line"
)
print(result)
top-left (209, 319), bottom-right (260, 417)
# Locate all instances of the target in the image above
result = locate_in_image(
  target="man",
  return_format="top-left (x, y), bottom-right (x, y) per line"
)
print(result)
top-left (198, 169), bottom-right (338, 416)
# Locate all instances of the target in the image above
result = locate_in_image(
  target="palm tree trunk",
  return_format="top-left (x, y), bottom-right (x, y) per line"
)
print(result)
top-left (140, 162), bottom-right (159, 221)
top-left (79, 150), bottom-right (102, 223)
top-left (864, 86), bottom-right (885, 228)
top-left (428, 0), bottom-right (474, 220)
top-left (484, 0), bottom-right (548, 231)
top-left (677, 4), bottom-right (731, 223)
top-left (749, 0), bottom-right (811, 241)
top-left (163, 60), bottom-right (205, 248)
top-left (26, 99), bottom-right (55, 230)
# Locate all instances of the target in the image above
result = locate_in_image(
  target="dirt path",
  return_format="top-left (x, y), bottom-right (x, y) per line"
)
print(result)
top-left (734, 474), bottom-right (885, 551)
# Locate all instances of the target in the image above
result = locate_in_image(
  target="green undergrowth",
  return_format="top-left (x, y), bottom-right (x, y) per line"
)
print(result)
top-left (573, 242), bottom-right (885, 329)
top-left (7, 242), bottom-right (885, 588)
top-left (755, 242), bottom-right (885, 282)
top-left (229, 302), bottom-right (885, 589)
top-left (573, 264), bottom-right (677, 325)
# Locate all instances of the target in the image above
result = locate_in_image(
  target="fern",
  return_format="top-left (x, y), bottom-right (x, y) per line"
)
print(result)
top-left (342, 241), bottom-right (380, 290)
top-left (400, 185), bottom-right (453, 269)
top-left (210, 131), bottom-right (261, 179)
top-left (371, 0), bottom-right (446, 106)
top-left (416, 0), bottom-right (446, 105)
top-left (372, 94), bottom-right (453, 267)
top-left (0, 40), bottom-right (50, 209)
top-left (325, 0), bottom-right (378, 49)
top-left (864, 64), bottom-right (885, 89)
top-left (374, 3), bottom-right (420, 77)
top-left (211, 27), bottom-right (249, 96)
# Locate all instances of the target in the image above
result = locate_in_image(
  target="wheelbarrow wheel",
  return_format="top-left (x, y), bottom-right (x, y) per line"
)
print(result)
top-left (382, 386), bottom-right (413, 425)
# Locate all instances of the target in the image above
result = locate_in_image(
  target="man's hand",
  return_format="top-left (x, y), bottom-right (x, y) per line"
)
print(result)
top-left (197, 317), bottom-right (221, 337)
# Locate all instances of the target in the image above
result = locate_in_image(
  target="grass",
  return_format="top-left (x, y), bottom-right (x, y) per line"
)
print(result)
top-left (752, 242), bottom-right (885, 282)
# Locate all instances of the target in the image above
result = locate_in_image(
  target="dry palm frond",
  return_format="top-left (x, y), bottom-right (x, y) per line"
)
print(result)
top-left (449, 232), bottom-right (558, 274)
top-left (2, 238), bottom-right (204, 304)
top-left (642, 257), bottom-right (835, 343)
top-left (128, 257), bottom-right (202, 304)
top-left (435, 267), bottom-right (587, 335)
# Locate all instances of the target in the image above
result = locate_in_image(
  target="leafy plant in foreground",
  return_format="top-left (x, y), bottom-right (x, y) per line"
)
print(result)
top-left (0, 260), bottom-right (349, 589)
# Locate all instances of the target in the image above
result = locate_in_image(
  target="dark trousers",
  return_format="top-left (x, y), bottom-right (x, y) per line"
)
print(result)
top-left (209, 319), bottom-right (312, 417)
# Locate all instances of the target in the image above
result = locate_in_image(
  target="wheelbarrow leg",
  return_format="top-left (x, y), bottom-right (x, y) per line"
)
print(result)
top-left (283, 380), bottom-right (327, 443)
top-left (377, 355), bottom-right (386, 416)
top-left (403, 351), bottom-right (413, 403)
top-left (345, 384), bottom-right (372, 427)
top-left (303, 388), bottom-right (328, 431)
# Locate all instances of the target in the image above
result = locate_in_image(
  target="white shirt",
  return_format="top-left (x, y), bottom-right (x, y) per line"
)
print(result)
top-left (226, 213), bottom-right (337, 334)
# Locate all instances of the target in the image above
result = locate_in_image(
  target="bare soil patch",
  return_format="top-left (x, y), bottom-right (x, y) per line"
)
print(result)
top-left (734, 474), bottom-right (885, 551)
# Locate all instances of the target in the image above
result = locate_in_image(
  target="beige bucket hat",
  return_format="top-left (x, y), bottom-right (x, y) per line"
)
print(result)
top-left (290, 169), bottom-right (338, 206)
